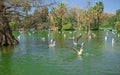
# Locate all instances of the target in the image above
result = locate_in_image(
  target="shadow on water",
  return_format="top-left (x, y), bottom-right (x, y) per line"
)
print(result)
top-left (0, 46), bottom-right (15, 75)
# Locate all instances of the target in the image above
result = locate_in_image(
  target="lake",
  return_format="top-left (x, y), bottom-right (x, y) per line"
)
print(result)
top-left (0, 30), bottom-right (120, 75)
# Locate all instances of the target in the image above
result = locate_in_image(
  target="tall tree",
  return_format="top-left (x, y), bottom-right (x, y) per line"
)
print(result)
top-left (81, 0), bottom-right (93, 36)
top-left (116, 9), bottom-right (120, 16)
top-left (114, 9), bottom-right (120, 32)
top-left (50, 3), bottom-right (67, 30)
top-left (22, 0), bottom-right (31, 16)
top-left (0, 0), bottom-right (18, 46)
top-left (92, 1), bottom-right (104, 30)
top-left (69, 8), bottom-right (83, 28)
top-left (40, 6), bottom-right (49, 23)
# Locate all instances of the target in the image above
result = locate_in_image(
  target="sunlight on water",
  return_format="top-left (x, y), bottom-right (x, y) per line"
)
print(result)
top-left (0, 30), bottom-right (120, 75)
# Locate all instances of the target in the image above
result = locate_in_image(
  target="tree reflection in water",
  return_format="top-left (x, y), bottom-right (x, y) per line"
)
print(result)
top-left (0, 46), bottom-right (14, 75)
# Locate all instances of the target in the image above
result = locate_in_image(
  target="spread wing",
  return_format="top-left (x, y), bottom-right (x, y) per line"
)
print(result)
top-left (76, 34), bottom-right (82, 42)
top-left (65, 45), bottom-right (78, 54)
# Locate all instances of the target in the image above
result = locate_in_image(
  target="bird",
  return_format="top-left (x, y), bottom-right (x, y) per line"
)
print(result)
top-left (41, 37), bottom-right (45, 42)
top-left (105, 36), bottom-right (107, 41)
top-left (72, 37), bottom-right (77, 45)
top-left (28, 31), bottom-right (31, 36)
top-left (32, 30), bottom-right (35, 34)
top-left (69, 31), bottom-right (72, 34)
top-left (112, 32), bottom-right (115, 35)
top-left (49, 39), bottom-right (56, 47)
top-left (81, 42), bottom-right (84, 47)
top-left (66, 42), bottom-right (84, 55)
top-left (112, 38), bottom-right (115, 47)
top-left (63, 34), bottom-right (66, 39)
top-left (106, 31), bottom-right (108, 35)
top-left (76, 33), bottom-right (82, 42)
top-left (72, 34), bottom-right (82, 45)
top-left (17, 35), bottom-right (21, 41)
top-left (48, 34), bottom-right (50, 38)
top-left (17, 31), bottom-right (23, 41)
top-left (92, 33), bottom-right (96, 37)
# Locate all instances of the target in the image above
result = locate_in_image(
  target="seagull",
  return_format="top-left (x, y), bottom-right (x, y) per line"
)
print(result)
top-left (17, 35), bottom-right (21, 41)
top-left (66, 42), bottom-right (84, 55)
top-left (112, 32), bottom-right (115, 35)
top-left (28, 32), bottom-right (31, 36)
top-left (73, 37), bottom-right (77, 45)
top-left (63, 34), bottom-right (66, 39)
top-left (92, 33), bottom-right (96, 37)
top-left (73, 34), bottom-right (82, 45)
top-left (105, 36), bottom-right (107, 41)
top-left (106, 32), bottom-right (108, 35)
top-left (112, 38), bottom-right (115, 47)
top-left (69, 31), bottom-right (72, 34)
top-left (49, 39), bottom-right (56, 47)
top-left (76, 33), bottom-right (82, 42)
top-left (41, 37), bottom-right (45, 42)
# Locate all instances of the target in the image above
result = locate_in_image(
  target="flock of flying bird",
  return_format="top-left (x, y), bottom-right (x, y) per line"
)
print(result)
top-left (17, 29), bottom-right (119, 56)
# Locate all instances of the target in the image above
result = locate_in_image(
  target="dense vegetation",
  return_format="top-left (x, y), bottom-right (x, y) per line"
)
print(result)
top-left (9, 1), bottom-right (120, 32)
top-left (0, 0), bottom-right (120, 46)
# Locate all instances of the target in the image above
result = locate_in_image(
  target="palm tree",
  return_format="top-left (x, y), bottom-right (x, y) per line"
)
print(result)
top-left (23, 0), bottom-right (31, 16)
top-left (93, 1), bottom-right (104, 30)
top-left (40, 7), bottom-right (49, 23)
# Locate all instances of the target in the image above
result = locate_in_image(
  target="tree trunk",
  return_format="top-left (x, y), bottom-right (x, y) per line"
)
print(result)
top-left (0, 17), bottom-right (19, 46)
top-left (87, 24), bottom-right (91, 36)
top-left (0, 0), bottom-right (18, 46)
top-left (96, 16), bottom-right (100, 30)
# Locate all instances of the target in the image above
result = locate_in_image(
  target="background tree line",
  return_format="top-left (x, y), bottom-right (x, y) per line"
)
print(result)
top-left (1, 0), bottom-right (120, 46)
top-left (8, 1), bottom-right (120, 33)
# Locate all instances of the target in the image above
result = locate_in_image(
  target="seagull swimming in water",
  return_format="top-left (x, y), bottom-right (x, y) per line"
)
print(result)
top-left (66, 42), bottom-right (84, 55)
top-left (112, 38), bottom-right (115, 47)
top-left (105, 36), bottom-right (107, 42)
top-left (49, 39), bottom-right (56, 47)
top-left (41, 37), bottom-right (45, 42)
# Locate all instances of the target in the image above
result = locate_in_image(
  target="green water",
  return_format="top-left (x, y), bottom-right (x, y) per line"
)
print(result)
top-left (0, 30), bottom-right (120, 75)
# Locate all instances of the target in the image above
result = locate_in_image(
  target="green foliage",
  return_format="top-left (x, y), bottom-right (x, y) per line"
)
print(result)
top-left (100, 25), bottom-right (114, 29)
top-left (62, 15), bottom-right (77, 30)
top-left (95, 1), bottom-right (104, 14)
top-left (90, 1), bottom-right (104, 30)
top-left (22, 0), bottom-right (31, 16)
top-left (110, 9), bottom-right (120, 32)
top-left (50, 2), bottom-right (67, 30)
top-left (54, 17), bottom-right (62, 27)
top-left (62, 22), bottom-right (72, 30)
top-left (116, 9), bottom-right (120, 16)
top-left (9, 21), bottom-right (18, 29)
top-left (40, 7), bottom-right (49, 23)
top-left (115, 21), bottom-right (120, 32)
top-left (108, 15), bottom-right (117, 26)
top-left (77, 24), bottom-right (86, 31)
